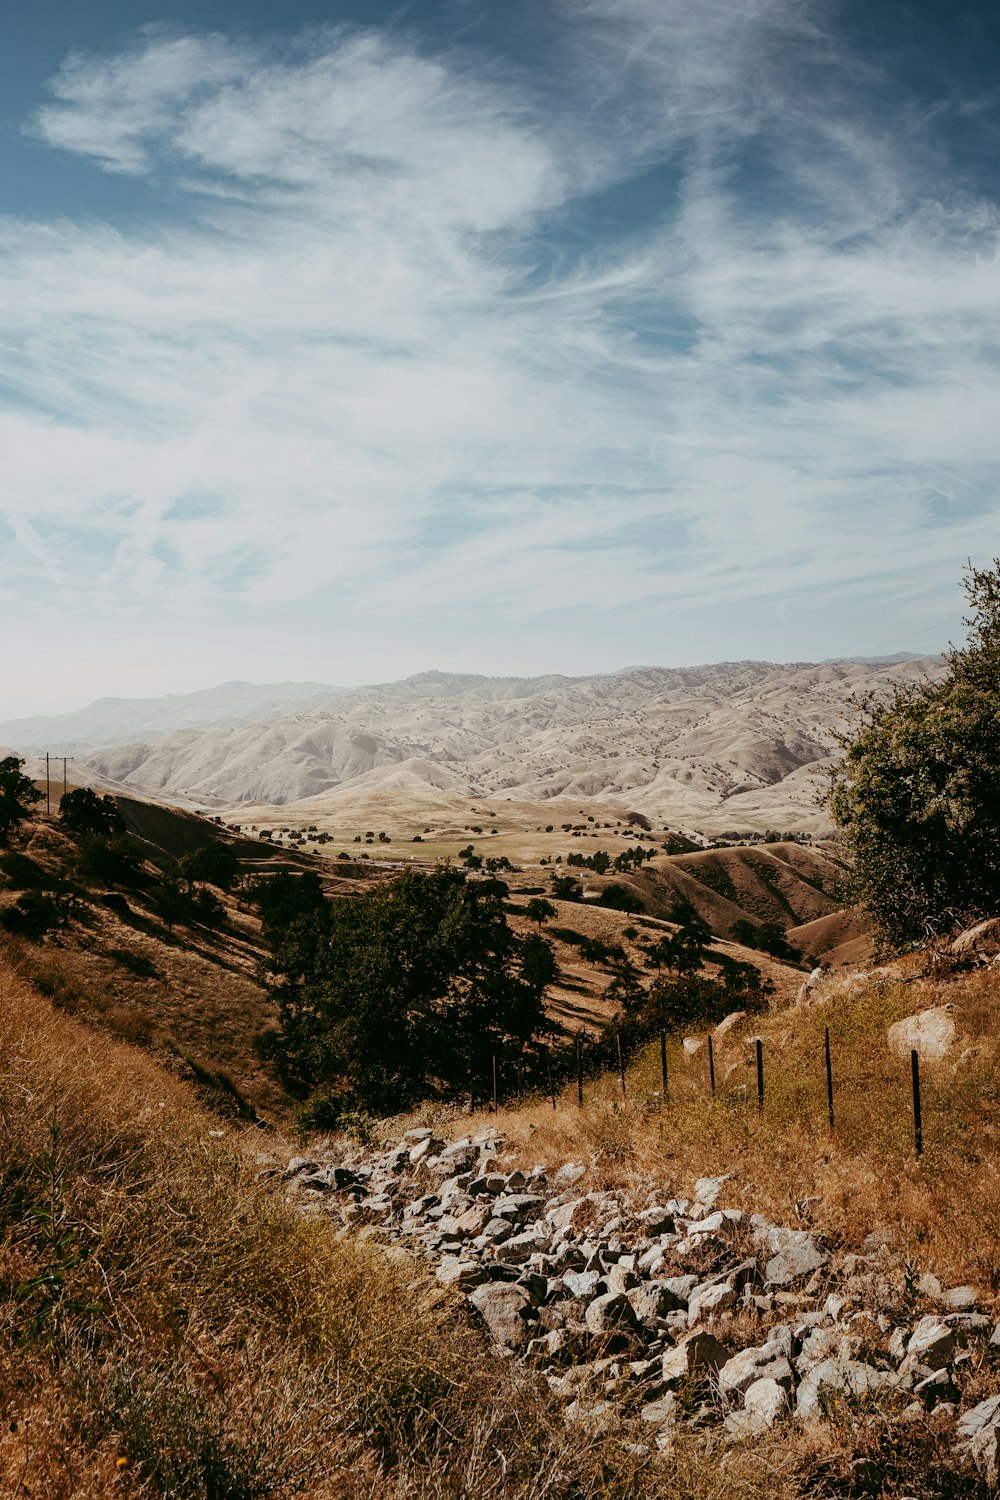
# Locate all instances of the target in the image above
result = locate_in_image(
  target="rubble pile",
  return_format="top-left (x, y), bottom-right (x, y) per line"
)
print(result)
top-left (280, 1128), bottom-right (1000, 1474)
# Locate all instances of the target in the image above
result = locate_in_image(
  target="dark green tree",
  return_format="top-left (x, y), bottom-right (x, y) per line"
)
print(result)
top-left (521, 932), bottom-right (558, 990)
top-left (178, 842), bottom-right (239, 891)
top-left (828, 560), bottom-right (1000, 949)
top-left (59, 788), bottom-right (124, 840)
top-left (526, 897), bottom-right (556, 925)
top-left (0, 756), bottom-right (42, 844)
top-left (271, 867), bottom-right (550, 1113)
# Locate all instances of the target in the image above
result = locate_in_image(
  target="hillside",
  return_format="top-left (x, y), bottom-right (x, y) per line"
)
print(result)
top-left (5, 657), bottom-right (945, 833)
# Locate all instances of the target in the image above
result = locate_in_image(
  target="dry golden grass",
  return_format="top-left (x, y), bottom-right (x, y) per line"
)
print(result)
top-left (0, 955), bottom-right (829, 1500)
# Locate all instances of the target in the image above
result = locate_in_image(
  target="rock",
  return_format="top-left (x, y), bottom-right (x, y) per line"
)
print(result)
top-left (436, 1258), bottom-right (485, 1291)
top-left (951, 917), bottom-right (1000, 960)
top-left (470, 1283), bottom-right (536, 1350)
top-left (719, 1343), bottom-right (795, 1399)
top-left (940, 1286), bottom-right (978, 1312)
top-left (713, 1011), bottom-right (746, 1041)
top-left (564, 1398), bottom-right (613, 1434)
top-left (687, 1281), bottom-right (737, 1325)
top-left (554, 1162), bottom-right (586, 1187)
top-left (493, 1193), bottom-right (546, 1222)
top-left (693, 1175), bottom-right (731, 1208)
top-left (478, 1217), bottom-right (513, 1246)
top-left (284, 1156), bottom-right (318, 1178)
top-left (628, 1282), bottom-right (684, 1325)
top-left (564, 1270), bottom-right (603, 1300)
top-left (409, 1137), bottom-right (438, 1165)
top-left (797, 1358), bottom-right (901, 1420)
top-left (913, 1367), bottom-right (960, 1408)
top-left (585, 1292), bottom-right (640, 1336)
top-left (640, 1392), bottom-right (678, 1427)
top-left (725, 1377), bottom-right (790, 1439)
top-left (956, 1394), bottom-right (1000, 1480)
top-left (765, 1234), bottom-right (828, 1287)
top-left (682, 1037), bottom-right (705, 1055)
top-left (795, 967), bottom-right (825, 1005)
top-left (902, 1317), bottom-right (957, 1372)
top-left (887, 1006), bottom-right (956, 1064)
top-left (403, 1128), bottom-right (433, 1143)
top-left (637, 1206), bottom-right (674, 1235)
top-left (606, 1264), bottom-right (639, 1296)
top-left (661, 1331), bottom-right (730, 1385)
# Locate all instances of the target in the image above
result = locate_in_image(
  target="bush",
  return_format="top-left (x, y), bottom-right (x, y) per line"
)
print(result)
top-left (731, 918), bottom-right (802, 963)
top-left (593, 882), bottom-right (645, 914)
top-left (77, 834), bottom-right (146, 887)
top-left (828, 559), bottom-right (1000, 949)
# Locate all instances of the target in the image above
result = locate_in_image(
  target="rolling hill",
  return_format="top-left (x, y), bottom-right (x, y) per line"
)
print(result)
top-left (10, 656), bottom-right (943, 835)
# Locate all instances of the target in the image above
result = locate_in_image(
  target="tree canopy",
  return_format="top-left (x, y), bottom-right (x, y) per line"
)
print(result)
top-left (268, 867), bottom-right (552, 1113)
top-left (0, 756), bottom-right (42, 844)
top-left (828, 560), bottom-right (1000, 950)
top-left (59, 788), bottom-right (125, 840)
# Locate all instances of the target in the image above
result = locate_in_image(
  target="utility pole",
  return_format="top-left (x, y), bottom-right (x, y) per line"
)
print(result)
top-left (45, 752), bottom-right (50, 816)
top-left (62, 756), bottom-right (69, 801)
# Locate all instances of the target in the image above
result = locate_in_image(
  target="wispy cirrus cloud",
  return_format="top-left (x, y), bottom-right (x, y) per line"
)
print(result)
top-left (2, 1), bottom-right (1000, 712)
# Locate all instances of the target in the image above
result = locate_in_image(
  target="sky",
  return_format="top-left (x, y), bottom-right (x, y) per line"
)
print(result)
top-left (3, 0), bottom-right (1000, 715)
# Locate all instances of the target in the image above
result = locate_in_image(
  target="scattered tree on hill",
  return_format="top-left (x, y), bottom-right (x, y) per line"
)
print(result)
top-left (59, 788), bottom-right (124, 840)
top-left (593, 882), bottom-right (645, 915)
top-left (521, 932), bottom-right (558, 990)
top-left (178, 842), bottom-right (239, 891)
top-left (730, 918), bottom-right (802, 964)
top-left (526, 897), bottom-right (556, 925)
top-left (828, 559), bottom-right (1000, 949)
top-left (76, 834), bottom-right (145, 887)
top-left (268, 867), bottom-right (552, 1114)
top-left (646, 900), bottom-right (712, 972)
top-left (0, 756), bottom-right (42, 844)
top-left (550, 874), bottom-right (584, 903)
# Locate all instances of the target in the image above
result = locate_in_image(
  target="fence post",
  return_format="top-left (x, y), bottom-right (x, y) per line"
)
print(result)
top-left (911, 1048), bottom-right (923, 1156)
top-left (660, 1029), bottom-right (668, 1109)
top-left (708, 1033), bottom-right (716, 1097)
top-left (492, 1054), bottom-right (498, 1115)
top-left (546, 1046), bottom-right (556, 1111)
top-left (825, 1026), bottom-right (835, 1133)
top-left (617, 1031), bottom-right (626, 1097)
top-left (756, 1038), bottom-right (764, 1113)
top-left (577, 1038), bottom-right (584, 1107)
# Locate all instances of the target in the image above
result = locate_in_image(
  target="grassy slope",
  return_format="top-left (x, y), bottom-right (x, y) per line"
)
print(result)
top-left (0, 954), bottom-right (828, 1500)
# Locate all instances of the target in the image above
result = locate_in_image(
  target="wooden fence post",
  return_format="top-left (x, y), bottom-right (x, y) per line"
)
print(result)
top-left (825, 1026), bottom-right (835, 1133)
top-left (660, 1029), bottom-right (667, 1109)
top-left (756, 1038), bottom-right (764, 1113)
top-left (911, 1049), bottom-right (923, 1156)
top-left (546, 1046), bottom-right (556, 1110)
top-left (577, 1038), bottom-right (584, 1107)
top-left (708, 1033), bottom-right (716, 1097)
top-left (617, 1031), bottom-right (626, 1097)
top-left (492, 1054), bottom-right (498, 1115)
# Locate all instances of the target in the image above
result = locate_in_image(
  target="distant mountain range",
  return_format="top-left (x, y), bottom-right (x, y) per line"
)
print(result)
top-left (1, 657), bottom-right (944, 833)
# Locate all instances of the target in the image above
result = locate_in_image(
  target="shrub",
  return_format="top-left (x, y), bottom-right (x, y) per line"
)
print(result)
top-left (178, 843), bottom-right (239, 891)
top-left (2, 890), bottom-right (63, 939)
top-left (0, 755), bottom-right (42, 843)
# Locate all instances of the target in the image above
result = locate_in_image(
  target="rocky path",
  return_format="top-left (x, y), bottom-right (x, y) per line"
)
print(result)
top-left (280, 1129), bottom-right (1000, 1479)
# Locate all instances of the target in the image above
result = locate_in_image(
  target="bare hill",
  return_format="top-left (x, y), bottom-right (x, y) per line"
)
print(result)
top-left (57, 656), bottom-right (944, 834)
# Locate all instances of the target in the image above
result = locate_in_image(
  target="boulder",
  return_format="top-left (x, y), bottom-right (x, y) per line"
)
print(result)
top-left (797, 1358), bottom-right (901, 1420)
top-left (719, 1343), bottom-right (795, 1399)
top-left (436, 1257), bottom-right (485, 1291)
top-left (713, 1011), bottom-right (746, 1041)
top-left (956, 1394), bottom-right (1000, 1481)
top-left (901, 1317), bottom-right (957, 1372)
top-left (887, 1006), bottom-right (956, 1064)
top-left (469, 1283), bottom-right (536, 1350)
top-left (682, 1037), bottom-right (705, 1055)
top-left (724, 1377), bottom-right (790, 1439)
top-left (661, 1331), bottom-right (730, 1385)
top-left (687, 1281), bottom-right (737, 1325)
top-left (765, 1233), bottom-right (828, 1287)
top-left (951, 917), bottom-right (1000, 960)
top-left (585, 1292), bottom-right (640, 1335)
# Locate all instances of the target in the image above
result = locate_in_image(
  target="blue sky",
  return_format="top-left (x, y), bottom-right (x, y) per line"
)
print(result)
top-left (3, 0), bottom-right (1000, 714)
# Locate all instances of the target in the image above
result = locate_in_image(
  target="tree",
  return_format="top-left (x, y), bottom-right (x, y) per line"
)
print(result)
top-left (521, 932), bottom-right (558, 990)
top-left (59, 788), bottom-right (124, 840)
top-left (0, 756), bottom-right (42, 844)
top-left (731, 918), bottom-right (801, 964)
top-left (271, 867), bottom-right (551, 1114)
top-left (648, 900), bottom-right (712, 973)
top-left (179, 842), bottom-right (239, 891)
top-left (594, 882), bottom-right (645, 914)
top-left (828, 560), bottom-right (1000, 949)
top-left (550, 874), bottom-right (584, 903)
top-left (526, 897), bottom-right (556, 925)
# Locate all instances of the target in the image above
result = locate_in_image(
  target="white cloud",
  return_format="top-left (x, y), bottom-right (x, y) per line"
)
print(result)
top-left (1, 2), bottom-right (999, 713)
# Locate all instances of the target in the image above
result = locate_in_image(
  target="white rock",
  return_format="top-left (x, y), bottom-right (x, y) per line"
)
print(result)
top-left (887, 1006), bottom-right (956, 1064)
